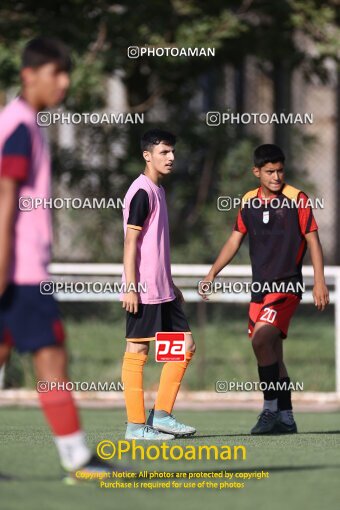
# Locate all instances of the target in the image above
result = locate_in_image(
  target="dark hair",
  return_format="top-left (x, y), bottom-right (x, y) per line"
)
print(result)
top-left (22, 37), bottom-right (72, 72)
top-left (253, 144), bottom-right (285, 168)
top-left (141, 129), bottom-right (176, 152)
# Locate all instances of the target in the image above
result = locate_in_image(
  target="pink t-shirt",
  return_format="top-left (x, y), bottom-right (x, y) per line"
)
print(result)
top-left (0, 97), bottom-right (52, 284)
top-left (121, 173), bottom-right (175, 304)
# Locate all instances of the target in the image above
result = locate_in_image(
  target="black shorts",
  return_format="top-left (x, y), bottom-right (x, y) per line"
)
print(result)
top-left (126, 298), bottom-right (191, 342)
top-left (0, 284), bottom-right (65, 353)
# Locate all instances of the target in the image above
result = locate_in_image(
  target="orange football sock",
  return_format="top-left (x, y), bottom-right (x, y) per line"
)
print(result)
top-left (121, 352), bottom-right (148, 424)
top-left (154, 351), bottom-right (194, 414)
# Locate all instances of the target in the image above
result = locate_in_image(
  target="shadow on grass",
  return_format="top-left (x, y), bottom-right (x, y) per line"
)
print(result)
top-left (183, 430), bottom-right (340, 439)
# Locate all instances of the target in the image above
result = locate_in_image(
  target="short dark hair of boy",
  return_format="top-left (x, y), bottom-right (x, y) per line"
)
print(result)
top-left (141, 129), bottom-right (176, 152)
top-left (22, 37), bottom-right (72, 72)
top-left (253, 144), bottom-right (285, 168)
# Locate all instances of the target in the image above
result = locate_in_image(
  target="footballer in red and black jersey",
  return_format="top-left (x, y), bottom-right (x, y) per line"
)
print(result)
top-left (234, 184), bottom-right (318, 302)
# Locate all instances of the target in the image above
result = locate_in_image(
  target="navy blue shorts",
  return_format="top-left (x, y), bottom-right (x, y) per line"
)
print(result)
top-left (0, 284), bottom-right (65, 353)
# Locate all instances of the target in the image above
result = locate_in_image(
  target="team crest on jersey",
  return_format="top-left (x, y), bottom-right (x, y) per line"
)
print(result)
top-left (263, 211), bottom-right (270, 223)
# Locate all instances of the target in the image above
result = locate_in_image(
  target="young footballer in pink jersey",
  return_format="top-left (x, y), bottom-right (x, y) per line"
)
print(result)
top-left (0, 37), bottom-right (119, 481)
top-left (121, 129), bottom-right (196, 440)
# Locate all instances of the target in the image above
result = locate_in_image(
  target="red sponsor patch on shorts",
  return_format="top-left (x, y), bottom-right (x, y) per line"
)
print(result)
top-left (155, 332), bottom-right (185, 361)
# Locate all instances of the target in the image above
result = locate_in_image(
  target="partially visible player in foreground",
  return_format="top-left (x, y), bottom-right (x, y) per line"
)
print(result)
top-left (200, 144), bottom-right (329, 434)
top-left (0, 37), bottom-right (117, 480)
top-left (121, 129), bottom-right (196, 440)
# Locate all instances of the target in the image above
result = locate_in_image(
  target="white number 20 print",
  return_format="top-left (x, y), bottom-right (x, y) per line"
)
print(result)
top-left (259, 307), bottom-right (277, 324)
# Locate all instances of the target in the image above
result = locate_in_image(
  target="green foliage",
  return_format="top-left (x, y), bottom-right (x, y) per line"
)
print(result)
top-left (0, 42), bottom-right (22, 89)
top-left (0, 1), bottom-right (337, 261)
top-left (66, 55), bottom-right (106, 112)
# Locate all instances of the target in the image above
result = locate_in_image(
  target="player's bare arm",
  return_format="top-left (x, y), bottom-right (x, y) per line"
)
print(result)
top-left (199, 230), bottom-right (244, 301)
top-left (0, 177), bottom-right (17, 296)
top-left (305, 230), bottom-right (329, 311)
top-left (122, 227), bottom-right (140, 314)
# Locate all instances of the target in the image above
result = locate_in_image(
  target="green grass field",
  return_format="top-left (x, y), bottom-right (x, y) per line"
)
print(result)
top-left (5, 303), bottom-right (335, 391)
top-left (0, 408), bottom-right (339, 510)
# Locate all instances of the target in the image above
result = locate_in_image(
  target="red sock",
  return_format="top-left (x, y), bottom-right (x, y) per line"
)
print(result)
top-left (38, 387), bottom-right (81, 436)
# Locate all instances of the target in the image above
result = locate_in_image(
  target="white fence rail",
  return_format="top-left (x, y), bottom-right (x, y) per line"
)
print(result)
top-left (47, 263), bottom-right (340, 395)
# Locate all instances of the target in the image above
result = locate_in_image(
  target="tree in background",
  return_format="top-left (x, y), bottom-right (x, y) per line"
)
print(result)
top-left (0, 0), bottom-right (338, 262)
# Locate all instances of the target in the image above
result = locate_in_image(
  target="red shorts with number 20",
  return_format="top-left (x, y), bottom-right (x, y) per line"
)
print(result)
top-left (248, 292), bottom-right (300, 340)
